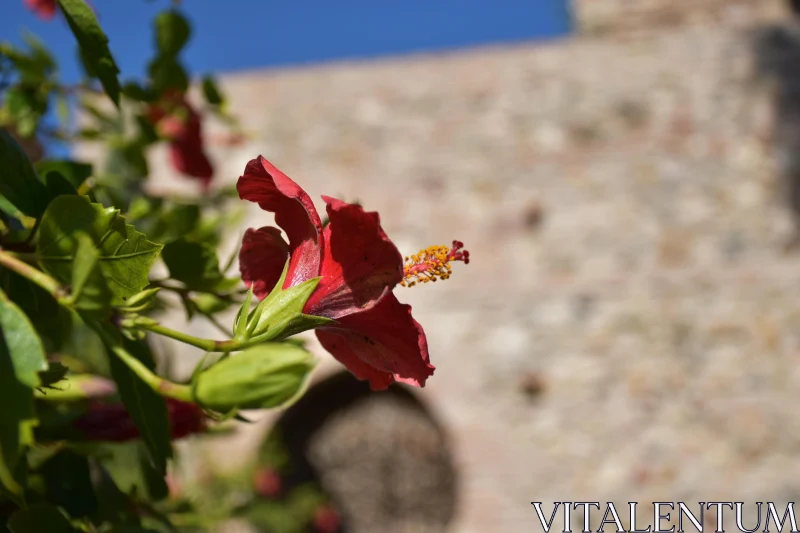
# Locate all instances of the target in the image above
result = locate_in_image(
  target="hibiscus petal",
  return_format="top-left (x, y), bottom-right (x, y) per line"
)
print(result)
top-left (315, 293), bottom-right (434, 390)
top-left (239, 227), bottom-right (290, 299)
top-left (25, 0), bottom-right (57, 19)
top-left (305, 196), bottom-right (403, 319)
top-left (169, 140), bottom-right (214, 183)
top-left (237, 157), bottom-right (322, 288)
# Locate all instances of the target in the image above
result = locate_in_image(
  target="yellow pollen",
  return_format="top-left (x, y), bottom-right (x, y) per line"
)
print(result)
top-left (400, 241), bottom-right (469, 288)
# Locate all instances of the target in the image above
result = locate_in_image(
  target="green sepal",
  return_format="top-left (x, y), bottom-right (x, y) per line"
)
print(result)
top-left (241, 259), bottom-right (335, 343)
top-left (233, 286), bottom-right (255, 341)
top-left (116, 288), bottom-right (160, 313)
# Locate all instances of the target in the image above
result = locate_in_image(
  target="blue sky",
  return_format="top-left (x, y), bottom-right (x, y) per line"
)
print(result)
top-left (3, 1), bottom-right (571, 156)
top-left (3, 0), bottom-right (572, 82)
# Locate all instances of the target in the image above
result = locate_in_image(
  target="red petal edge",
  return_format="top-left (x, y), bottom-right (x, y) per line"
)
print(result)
top-left (315, 293), bottom-right (434, 391)
top-left (304, 196), bottom-right (403, 319)
top-left (237, 157), bottom-right (322, 288)
top-left (239, 227), bottom-right (291, 300)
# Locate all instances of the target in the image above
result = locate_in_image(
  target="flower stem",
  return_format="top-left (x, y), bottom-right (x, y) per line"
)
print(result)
top-left (135, 321), bottom-right (237, 353)
top-left (107, 341), bottom-right (193, 402)
top-left (0, 248), bottom-right (66, 302)
top-left (90, 321), bottom-right (194, 402)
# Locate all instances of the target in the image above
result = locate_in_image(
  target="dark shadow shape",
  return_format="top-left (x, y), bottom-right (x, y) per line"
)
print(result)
top-left (260, 371), bottom-right (459, 533)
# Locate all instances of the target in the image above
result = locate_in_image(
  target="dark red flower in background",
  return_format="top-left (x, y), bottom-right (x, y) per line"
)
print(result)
top-left (312, 504), bottom-right (341, 533)
top-left (252, 467), bottom-right (282, 499)
top-left (25, 0), bottom-right (56, 20)
top-left (73, 398), bottom-right (206, 442)
top-left (238, 156), bottom-right (468, 391)
top-left (147, 91), bottom-right (214, 190)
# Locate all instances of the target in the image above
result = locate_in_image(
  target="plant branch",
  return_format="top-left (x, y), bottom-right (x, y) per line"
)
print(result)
top-left (107, 339), bottom-right (192, 402)
top-left (0, 248), bottom-right (66, 301)
top-left (134, 321), bottom-right (237, 353)
top-left (89, 321), bottom-right (194, 402)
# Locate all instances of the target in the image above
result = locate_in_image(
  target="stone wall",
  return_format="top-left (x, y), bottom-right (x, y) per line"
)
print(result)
top-left (572, 0), bottom-right (785, 35)
top-left (133, 3), bottom-right (800, 532)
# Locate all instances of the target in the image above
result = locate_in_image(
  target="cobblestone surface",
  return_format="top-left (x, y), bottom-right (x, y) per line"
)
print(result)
top-left (136, 3), bottom-right (800, 531)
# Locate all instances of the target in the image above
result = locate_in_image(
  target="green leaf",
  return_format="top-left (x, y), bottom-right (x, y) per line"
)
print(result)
top-left (193, 343), bottom-right (316, 412)
top-left (104, 334), bottom-right (172, 475)
top-left (201, 75), bottom-right (224, 106)
top-left (59, 312), bottom-right (108, 376)
top-left (35, 160), bottom-right (92, 191)
top-left (147, 56), bottom-right (188, 95)
top-left (89, 459), bottom-right (141, 527)
top-left (0, 268), bottom-right (72, 353)
top-left (4, 88), bottom-right (47, 139)
top-left (0, 291), bottom-right (47, 391)
top-left (162, 238), bottom-right (236, 291)
top-left (129, 200), bottom-right (199, 244)
top-left (134, 115), bottom-right (159, 144)
top-left (191, 293), bottom-right (231, 315)
top-left (71, 232), bottom-right (99, 298)
top-left (38, 195), bottom-right (163, 308)
top-left (20, 32), bottom-right (56, 76)
top-left (58, 0), bottom-right (121, 106)
top-left (7, 504), bottom-right (78, 533)
top-left (136, 444), bottom-right (168, 501)
top-left (154, 10), bottom-right (191, 57)
top-left (0, 289), bottom-right (47, 505)
top-left (39, 450), bottom-right (97, 518)
top-left (97, 441), bottom-right (167, 503)
top-left (1, 38), bottom-right (54, 84)
top-left (0, 130), bottom-right (50, 218)
top-left (43, 171), bottom-right (78, 200)
top-left (66, 231), bottom-right (112, 315)
top-left (122, 81), bottom-right (156, 103)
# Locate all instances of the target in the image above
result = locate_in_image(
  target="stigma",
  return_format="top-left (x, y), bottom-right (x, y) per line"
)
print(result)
top-left (401, 240), bottom-right (470, 288)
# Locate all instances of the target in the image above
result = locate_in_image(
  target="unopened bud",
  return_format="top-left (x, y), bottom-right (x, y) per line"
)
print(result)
top-left (192, 343), bottom-right (316, 411)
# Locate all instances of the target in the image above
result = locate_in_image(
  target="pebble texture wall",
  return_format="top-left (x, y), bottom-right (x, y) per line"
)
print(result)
top-left (132, 1), bottom-right (800, 531)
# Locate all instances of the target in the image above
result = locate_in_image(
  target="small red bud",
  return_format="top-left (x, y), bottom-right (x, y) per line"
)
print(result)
top-left (252, 467), bottom-right (282, 499)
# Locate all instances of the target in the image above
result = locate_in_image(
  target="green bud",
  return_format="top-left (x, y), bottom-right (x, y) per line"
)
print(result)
top-left (192, 343), bottom-right (316, 411)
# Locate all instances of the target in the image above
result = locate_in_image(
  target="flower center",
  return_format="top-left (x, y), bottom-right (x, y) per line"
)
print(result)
top-left (401, 240), bottom-right (470, 287)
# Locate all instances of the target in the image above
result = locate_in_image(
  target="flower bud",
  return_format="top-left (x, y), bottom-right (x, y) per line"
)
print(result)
top-left (192, 343), bottom-right (316, 412)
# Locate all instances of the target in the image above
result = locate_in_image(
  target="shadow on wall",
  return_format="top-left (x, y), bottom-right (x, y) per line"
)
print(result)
top-left (257, 371), bottom-right (459, 533)
top-left (753, 3), bottom-right (800, 248)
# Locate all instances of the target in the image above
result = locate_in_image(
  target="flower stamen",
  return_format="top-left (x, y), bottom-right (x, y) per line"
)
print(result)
top-left (401, 240), bottom-right (470, 288)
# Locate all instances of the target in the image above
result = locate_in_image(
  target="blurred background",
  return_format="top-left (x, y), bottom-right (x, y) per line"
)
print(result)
top-left (8, 0), bottom-right (800, 532)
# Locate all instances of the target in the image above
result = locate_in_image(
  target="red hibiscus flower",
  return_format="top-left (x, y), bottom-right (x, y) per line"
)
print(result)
top-left (25, 0), bottom-right (56, 20)
top-left (238, 156), bottom-right (469, 391)
top-left (73, 398), bottom-right (207, 442)
top-left (147, 91), bottom-right (214, 190)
